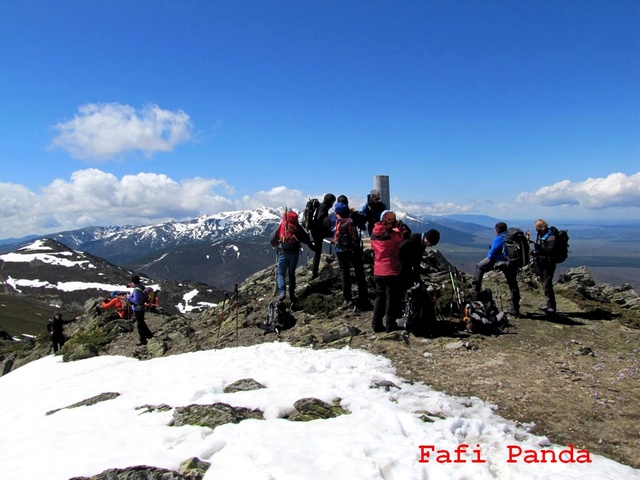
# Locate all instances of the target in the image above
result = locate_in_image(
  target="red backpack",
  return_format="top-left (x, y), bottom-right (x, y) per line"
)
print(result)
top-left (278, 210), bottom-right (300, 246)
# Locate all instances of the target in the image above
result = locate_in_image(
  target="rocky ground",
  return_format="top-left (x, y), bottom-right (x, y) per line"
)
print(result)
top-left (2, 251), bottom-right (639, 469)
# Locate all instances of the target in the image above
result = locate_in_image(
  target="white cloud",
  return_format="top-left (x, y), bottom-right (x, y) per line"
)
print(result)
top-left (0, 169), bottom-right (237, 238)
top-left (1, 170), bottom-right (639, 241)
top-left (50, 103), bottom-right (193, 160)
top-left (394, 199), bottom-right (482, 216)
top-left (239, 186), bottom-right (307, 211)
top-left (516, 172), bottom-right (640, 209)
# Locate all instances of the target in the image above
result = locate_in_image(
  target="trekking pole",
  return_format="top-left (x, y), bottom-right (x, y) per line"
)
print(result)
top-left (494, 275), bottom-right (504, 312)
top-left (214, 293), bottom-right (230, 349)
top-left (448, 270), bottom-right (460, 325)
top-left (273, 249), bottom-right (279, 296)
top-left (234, 283), bottom-right (239, 347)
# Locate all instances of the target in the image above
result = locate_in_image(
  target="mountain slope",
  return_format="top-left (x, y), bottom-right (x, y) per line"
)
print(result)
top-left (0, 238), bottom-right (227, 334)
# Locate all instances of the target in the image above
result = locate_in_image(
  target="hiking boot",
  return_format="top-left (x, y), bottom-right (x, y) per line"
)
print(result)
top-left (385, 322), bottom-right (401, 333)
top-left (372, 323), bottom-right (385, 333)
top-left (506, 307), bottom-right (519, 317)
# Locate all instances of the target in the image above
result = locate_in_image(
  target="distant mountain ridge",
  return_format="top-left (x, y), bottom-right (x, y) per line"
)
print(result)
top-left (0, 208), bottom-right (477, 290)
top-left (1, 208), bottom-right (639, 290)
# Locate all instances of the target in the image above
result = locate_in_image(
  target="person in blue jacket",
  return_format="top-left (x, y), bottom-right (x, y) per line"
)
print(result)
top-left (472, 222), bottom-right (521, 316)
top-left (127, 274), bottom-right (154, 345)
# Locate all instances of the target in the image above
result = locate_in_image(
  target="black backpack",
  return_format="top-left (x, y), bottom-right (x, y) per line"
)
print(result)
top-left (549, 226), bottom-right (569, 263)
top-left (465, 288), bottom-right (509, 334)
top-left (257, 299), bottom-right (295, 334)
top-left (303, 198), bottom-right (320, 231)
top-left (399, 283), bottom-right (436, 337)
top-left (503, 228), bottom-right (530, 269)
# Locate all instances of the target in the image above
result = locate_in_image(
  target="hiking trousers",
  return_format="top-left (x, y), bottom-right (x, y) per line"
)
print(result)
top-left (277, 250), bottom-right (299, 299)
top-left (372, 275), bottom-right (401, 331)
top-left (51, 333), bottom-right (65, 353)
top-left (336, 250), bottom-right (368, 302)
top-left (539, 261), bottom-right (557, 310)
top-left (133, 309), bottom-right (153, 344)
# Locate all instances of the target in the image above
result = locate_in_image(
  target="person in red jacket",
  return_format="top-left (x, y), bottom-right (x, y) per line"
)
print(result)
top-left (100, 292), bottom-right (129, 319)
top-left (370, 210), bottom-right (411, 333)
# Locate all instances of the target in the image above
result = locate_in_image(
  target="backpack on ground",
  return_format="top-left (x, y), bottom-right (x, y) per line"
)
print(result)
top-left (303, 198), bottom-right (320, 231)
top-left (549, 226), bottom-right (569, 263)
top-left (465, 288), bottom-right (509, 334)
top-left (503, 227), bottom-right (530, 269)
top-left (257, 299), bottom-right (296, 334)
top-left (334, 215), bottom-right (358, 251)
top-left (398, 283), bottom-right (436, 337)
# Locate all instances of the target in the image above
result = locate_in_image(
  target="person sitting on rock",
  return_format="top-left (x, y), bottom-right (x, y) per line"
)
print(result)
top-left (99, 291), bottom-right (129, 319)
top-left (145, 287), bottom-right (160, 313)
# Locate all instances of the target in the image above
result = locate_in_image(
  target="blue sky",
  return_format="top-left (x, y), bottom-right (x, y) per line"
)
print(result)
top-left (1, 0), bottom-right (638, 239)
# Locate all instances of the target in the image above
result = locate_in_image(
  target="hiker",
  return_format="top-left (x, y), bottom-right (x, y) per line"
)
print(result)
top-left (326, 201), bottom-right (369, 308)
top-left (145, 287), bottom-right (160, 312)
top-left (325, 195), bottom-right (367, 231)
top-left (399, 229), bottom-right (441, 291)
top-left (370, 210), bottom-right (411, 332)
top-left (472, 222), bottom-right (521, 316)
top-left (127, 275), bottom-right (154, 345)
top-left (531, 218), bottom-right (557, 313)
top-left (47, 312), bottom-right (74, 353)
top-left (269, 209), bottom-right (314, 303)
top-left (99, 291), bottom-right (129, 319)
top-left (361, 189), bottom-right (388, 236)
top-left (310, 193), bottom-right (336, 279)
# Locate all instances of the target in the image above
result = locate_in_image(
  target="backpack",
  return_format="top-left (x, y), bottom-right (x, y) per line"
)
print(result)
top-left (334, 215), bottom-right (358, 251)
top-left (303, 198), bottom-right (320, 230)
top-left (134, 286), bottom-right (149, 306)
top-left (503, 228), bottom-right (530, 269)
top-left (257, 299), bottom-right (295, 334)
top-left (549, 226), bottom-right (569, 263)
top-left (398, 283), bottom-right (436, 337)
top-left (465, 288), bottom-right (509, 334)
top-left (278, 211), bottom-right (300, 246)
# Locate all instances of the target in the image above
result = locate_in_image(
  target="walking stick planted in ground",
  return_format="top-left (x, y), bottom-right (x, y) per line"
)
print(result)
top-left (234, 283), bottom-right (239, 347)
top-left (449, 269), bottom-right (463, 322)
top-left (214, 292), bottom-right (229, 349)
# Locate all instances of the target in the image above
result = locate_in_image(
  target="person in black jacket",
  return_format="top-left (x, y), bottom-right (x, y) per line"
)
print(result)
top-left (361, 189), bottom-right (387, 236)
top-left (399, 229), bottom-right (441, 291)
top-left (47, 312), bottom-right (74, 353)
top-left (532, 218), bottom-right (557, 313)
top-left (310, 193), bottom-right (336, 279)
top-left (127, 274), bottom-right (154, 345)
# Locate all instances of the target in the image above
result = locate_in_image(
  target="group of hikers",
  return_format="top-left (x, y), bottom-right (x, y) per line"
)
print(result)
top-left (48, 198), bottom-right (563, 351)
top-left (269, 189), bottom-right (441, 333)
top-left (269, 188), bottom-right (563, 334)
top-left (48, 274), bottom-right (159, 352)
top-left (472, 218), bottom-right (561, 318)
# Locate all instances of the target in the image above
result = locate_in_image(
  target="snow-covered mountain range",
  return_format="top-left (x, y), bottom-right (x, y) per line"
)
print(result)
top-left (1, 207), bottom-right (459, 290)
